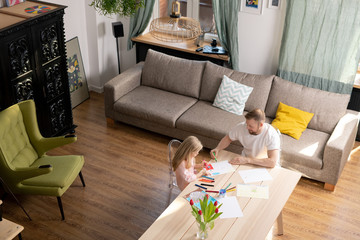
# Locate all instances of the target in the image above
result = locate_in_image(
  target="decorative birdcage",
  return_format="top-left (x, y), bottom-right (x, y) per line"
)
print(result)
top-left (149, 0), bottom-right (201, 42)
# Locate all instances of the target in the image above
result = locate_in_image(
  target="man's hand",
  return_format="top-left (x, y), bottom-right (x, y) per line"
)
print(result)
top-left (210, 149), bottom-right (219, 159)
top-left (210, 135), bottom-right (232, 160)
top-left (229, 156), bottom-right (249, 165)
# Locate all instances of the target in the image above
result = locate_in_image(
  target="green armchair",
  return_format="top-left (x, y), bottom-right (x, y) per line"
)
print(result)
top-left (0, 100), bottom-right (85, 220)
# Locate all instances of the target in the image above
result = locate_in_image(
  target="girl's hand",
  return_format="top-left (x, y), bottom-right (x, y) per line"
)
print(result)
top-left (202, 159), bottom-right (208, 168)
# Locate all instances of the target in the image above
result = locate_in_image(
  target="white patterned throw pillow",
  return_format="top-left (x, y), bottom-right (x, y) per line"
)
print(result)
top-left (213, 75), bottom-right (253, 115)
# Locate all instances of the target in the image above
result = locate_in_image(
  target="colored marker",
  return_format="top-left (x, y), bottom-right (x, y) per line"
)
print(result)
top-left (205, 190), bottom-right (219, 193)
top-left (224, 182), bottom-right (231, 190)
top-left (195, 184), bottom-right (207, 190)
top-left (227, 186), bottom-right (236, 191)
top-left (226, 189), bottom-right (236, 192)
top-left (212, 152), bottom-right (218, 162)
top-left (199, 179), bottom-right (214, 183)
top-left (202, 175), bottom-right (214, 180)
top-left (201, 183), bottom-right (214, 187)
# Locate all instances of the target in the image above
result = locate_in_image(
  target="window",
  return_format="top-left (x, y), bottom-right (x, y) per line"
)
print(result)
top-left (159, 0), bottom-right (215, 33)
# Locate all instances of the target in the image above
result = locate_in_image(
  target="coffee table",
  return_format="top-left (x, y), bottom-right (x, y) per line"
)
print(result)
top-left (140, 150), bottom-right (301, 239)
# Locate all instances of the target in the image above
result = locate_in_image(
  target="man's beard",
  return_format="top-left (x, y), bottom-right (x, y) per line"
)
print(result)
top-left (249, 130), bottom-right (259, 135)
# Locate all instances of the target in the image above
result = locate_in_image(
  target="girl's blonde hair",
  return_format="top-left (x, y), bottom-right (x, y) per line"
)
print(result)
top-left (172, 136), bottom-right (203, 171)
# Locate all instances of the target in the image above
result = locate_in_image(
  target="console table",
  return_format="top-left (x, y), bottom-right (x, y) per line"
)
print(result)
top-left (0, 1), bottom-right (75, 137)
top-left (132, 33), bottom-right (229, 66)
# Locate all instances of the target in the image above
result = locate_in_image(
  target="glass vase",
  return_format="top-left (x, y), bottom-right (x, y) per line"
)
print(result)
top-left (196, 221), bottom-right (212, 239)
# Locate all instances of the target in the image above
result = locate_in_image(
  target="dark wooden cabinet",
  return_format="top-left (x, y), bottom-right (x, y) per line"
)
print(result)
top-left (0, 1), bottom-right (75, 137)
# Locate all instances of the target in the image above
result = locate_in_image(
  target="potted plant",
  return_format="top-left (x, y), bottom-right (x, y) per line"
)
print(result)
top-left (189, 193), bottom-right (223, 239)
top-left (90, 0), bottom-right (144, 17)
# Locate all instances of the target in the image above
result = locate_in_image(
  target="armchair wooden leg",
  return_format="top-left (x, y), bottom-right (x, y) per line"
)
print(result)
top-left (324, 183), bottom-right (335, 191)
top-left (57, 197), bottom-right (65, 220)
top-left (79, 171), bottom-right (86, 187)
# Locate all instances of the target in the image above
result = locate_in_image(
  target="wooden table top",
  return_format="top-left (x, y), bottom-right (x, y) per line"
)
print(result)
top-left (139, 150), bottom-right (301, 240)
top-left (132, 32), bottom-right (229, 62)
top-left (0, 200), bottom-right (24, 240)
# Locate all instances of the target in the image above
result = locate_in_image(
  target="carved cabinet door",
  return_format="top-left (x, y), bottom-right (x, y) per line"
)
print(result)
top-left (30, 13), bottom-right (73, 137)
top-left (0, 6), bottom-right (74, 137)
top-left (0, 26), bottom-right (37, 110)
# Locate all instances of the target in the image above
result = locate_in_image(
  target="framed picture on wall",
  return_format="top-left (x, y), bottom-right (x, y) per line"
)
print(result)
top-left (240, 0), bottom-right (264, 15)
top-left (66, 37), bottom-right (90, 109)
top-left (268, 0), bottom-right (281, 9)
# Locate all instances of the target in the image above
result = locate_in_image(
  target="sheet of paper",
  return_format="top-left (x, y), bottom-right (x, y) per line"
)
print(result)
top-left (209, 161), bottom-right (235, 176)
top-left (238, 168), bottom-right (273, 184)
top-left (236, 184), bottom-right (269, 199)
top-left (218, 196), bottom-right (243, 219)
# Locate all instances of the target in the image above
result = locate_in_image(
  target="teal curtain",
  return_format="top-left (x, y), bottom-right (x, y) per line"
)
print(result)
top-left (212, 0), bottom-right (240, 70)
top-left (278, 0), bottom-right (360, 94)
top-left (127, 0), bottom-right (155, 50)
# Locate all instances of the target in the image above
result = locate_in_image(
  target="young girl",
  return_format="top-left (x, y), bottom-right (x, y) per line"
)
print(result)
top-left (172, 136), bottom-right (209, 191)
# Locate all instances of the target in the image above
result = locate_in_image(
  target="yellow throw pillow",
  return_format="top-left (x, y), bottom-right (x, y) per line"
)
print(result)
top-left (271, 102), bottom-right (314, 140)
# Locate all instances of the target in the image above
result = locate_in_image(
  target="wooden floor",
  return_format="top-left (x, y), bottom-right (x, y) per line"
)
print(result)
top-left (2, 92), bottom-right (360, 240)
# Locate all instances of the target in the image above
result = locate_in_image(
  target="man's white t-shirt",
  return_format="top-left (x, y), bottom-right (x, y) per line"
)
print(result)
top-left (228, 122), bottom-right (281, 163)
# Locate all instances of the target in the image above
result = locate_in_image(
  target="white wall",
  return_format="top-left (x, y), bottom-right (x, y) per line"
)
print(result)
top-left (44, 0), bottom-right (286, 92)
top-left (238, 0), bottom-right (287, 75)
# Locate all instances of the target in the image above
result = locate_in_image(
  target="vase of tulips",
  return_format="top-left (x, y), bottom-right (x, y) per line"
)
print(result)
top-left (189, 193), bottom-right (223, 239)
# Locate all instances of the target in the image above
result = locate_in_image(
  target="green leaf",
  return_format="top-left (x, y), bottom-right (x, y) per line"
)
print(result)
top-left (90, 0), bottom-right (144, 17)
top-left (205, 201), bottom-right (213, 222)
top-left (200, 222), bottom-right (206, 231)
top-left (200, 197), bottom-right (206, 218)
top-left (209, 212), bottom-right (223, 221)
top-left (196, 215), bottom-right (201, 223)
top-left (209, 220), bottom-right (215, 230)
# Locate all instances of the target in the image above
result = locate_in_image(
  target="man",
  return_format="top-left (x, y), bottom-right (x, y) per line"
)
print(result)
top-left (211, 109), bottom-right (280, 168)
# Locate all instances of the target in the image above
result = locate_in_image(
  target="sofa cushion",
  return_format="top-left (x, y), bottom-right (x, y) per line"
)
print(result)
top-left (265, 77), bottom-right (351, 134)
top-left (113, 86), bottom-right (197, 128)
top-left (213, 75), bottom-right (253, 115)
top-left (176, 101), bottom-right (246, 140)
top-left (199, 61), bottom-right (274, 112)
top-left (200, 61), bottom-right (234, 102)
top-left (280, 128), bottom-right (330, 170)
top-left (230, 71), bottom-right (274, 112)
top-left (142, 49), bottom-right (205, 98)
top-left (272, 102), bottom-right (314, 140)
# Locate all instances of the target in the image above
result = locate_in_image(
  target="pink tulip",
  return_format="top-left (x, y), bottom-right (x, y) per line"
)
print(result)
top-left (190, 199), bottom-right (194, 206)
top-left (214, 201), bottom-right (218, 206)
top-left (215, 208), bottom-right (219, 214)
top-left (198, 210), bottom-right (202, 215)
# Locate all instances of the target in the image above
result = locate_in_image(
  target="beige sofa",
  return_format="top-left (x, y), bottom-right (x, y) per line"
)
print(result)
top-left (104, 49), bottom-right (359, 190)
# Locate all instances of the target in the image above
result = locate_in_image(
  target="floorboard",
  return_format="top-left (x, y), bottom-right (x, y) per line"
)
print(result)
top-left (2, 92), bottom-right (360, 240)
